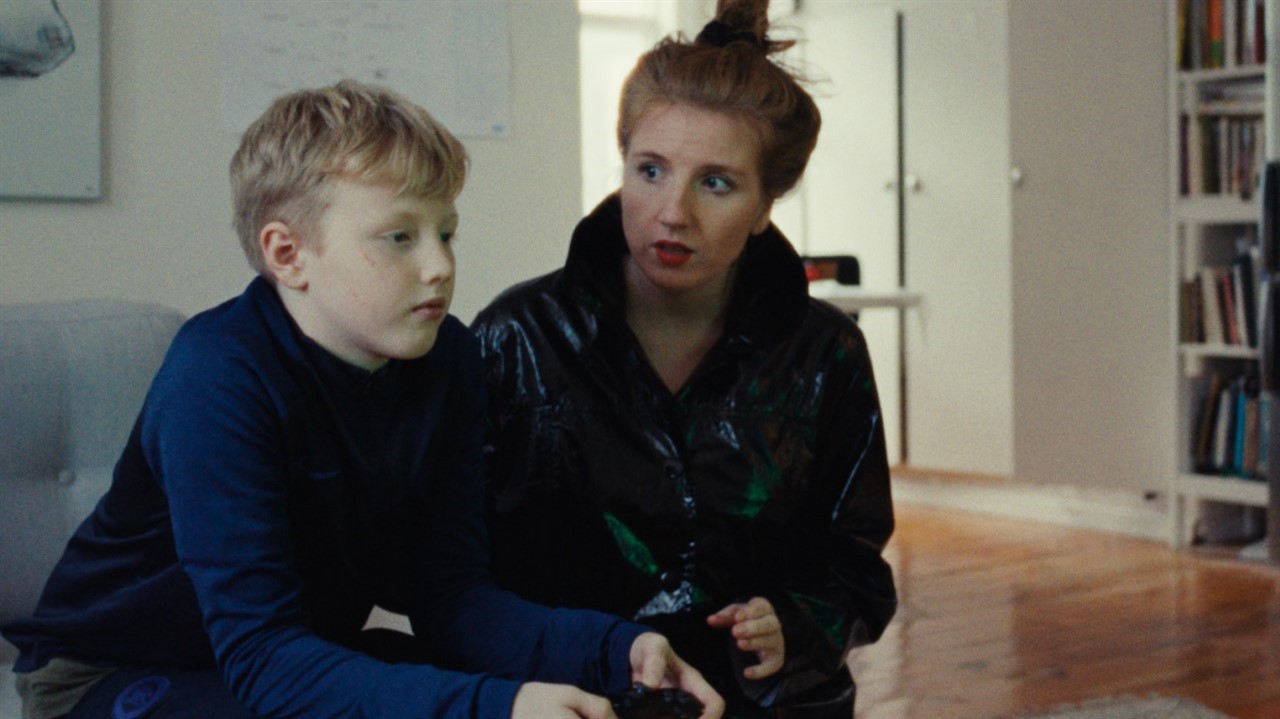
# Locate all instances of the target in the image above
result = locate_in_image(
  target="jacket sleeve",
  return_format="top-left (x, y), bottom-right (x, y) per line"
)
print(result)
top-left (771, 319), bottom-right (897, 705)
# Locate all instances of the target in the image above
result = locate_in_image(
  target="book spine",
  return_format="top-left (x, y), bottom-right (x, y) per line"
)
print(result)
top-left (1212, 376), bottom-right (1235, 470)
top-left (1200, 267), bottom-right (1226, 344)
top-left (1209, 0), bottom-right (1225, 68)
top-left (1257, 391), bottom-right (1271, 476)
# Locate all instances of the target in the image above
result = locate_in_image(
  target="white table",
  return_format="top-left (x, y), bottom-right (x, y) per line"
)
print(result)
top-left (808, 280), bottom-right (922, 312)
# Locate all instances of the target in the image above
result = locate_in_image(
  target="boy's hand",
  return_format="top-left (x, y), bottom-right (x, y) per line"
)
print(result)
top-left (706, 597), bottom-right (785, 680)
top-left (511, 682), bottom-right (614, 719)
top-left (628, 632), bottom-right (725, 718)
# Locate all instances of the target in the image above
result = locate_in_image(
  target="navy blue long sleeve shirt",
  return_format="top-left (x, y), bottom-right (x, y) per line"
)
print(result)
top-left (3, 278), bottom-right (645, 718)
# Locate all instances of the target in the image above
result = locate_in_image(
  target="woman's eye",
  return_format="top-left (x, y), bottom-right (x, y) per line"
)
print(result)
top-left (704, 176), bottom-right (733, 193)
top-left (639, 163), bottom-right (662, 181)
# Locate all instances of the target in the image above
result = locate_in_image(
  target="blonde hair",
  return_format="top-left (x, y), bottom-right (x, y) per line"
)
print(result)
top-left (229, 79), bottom-right (469, 276)
top-left (617, 0), bottom-right (819, 200)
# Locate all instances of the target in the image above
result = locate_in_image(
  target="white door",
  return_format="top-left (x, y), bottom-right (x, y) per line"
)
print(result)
top-left (795, 0), bottom-right (1014, 475)
top-left (899, 0), bottom-right (1014, 476)
top-left (790, 2), bottom-right (905, 464)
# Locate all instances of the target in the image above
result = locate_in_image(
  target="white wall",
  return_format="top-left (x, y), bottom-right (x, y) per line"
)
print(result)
top-left (0, 0), bottom-right (581, 324)
top-left (1008, 0), bottom-right (1173, 495)
top-left (0, 0), bottom-right (1176, 510)
top-left (782, 0), bottom-right (1172, 498)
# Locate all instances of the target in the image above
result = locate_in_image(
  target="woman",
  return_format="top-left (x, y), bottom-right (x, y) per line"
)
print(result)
top-left (471, 1), bottom-right (896, 716)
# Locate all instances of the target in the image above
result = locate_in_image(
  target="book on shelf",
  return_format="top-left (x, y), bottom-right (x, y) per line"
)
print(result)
top-left (1183, 113), bottom-right (1202, 195)
top-left (1240, 386), bottom-right (1260, 474)
top-left (1210, 0), bottom-right (1225, 68)
top-left (1182, 237), bottom-right (1263, 348)
top-left (1230, 250), bottom-right (1257, 345)
top-left (1180, 114), bottom-right (1262, 197)
top-left (1258, 392), bottom-right (1272, 475)
top-left (1218, 266), bottom-right (1240, 344)
top-left (1212, 375), bottom-right (1235, 470)
top-left (1193, 372), bottom-right (1226, 467)
top-left (1180, 114), bottom-right (1192, 196)
top-left (1181, 275), bottom-right (1204, 342)
top-left (1191, 266), bottom-right (1225, 344)
top-left (1190, 370), bottom-right (1266, 479)
top-left (1178, 0), bottom-right (1267, 70)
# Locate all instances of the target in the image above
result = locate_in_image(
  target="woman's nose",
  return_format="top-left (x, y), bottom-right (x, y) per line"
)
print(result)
top-left (657, 185), bottom-right (692, 227)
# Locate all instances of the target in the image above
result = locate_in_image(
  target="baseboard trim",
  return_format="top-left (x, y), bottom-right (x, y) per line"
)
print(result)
top-left (890, 470), bottom-right (1168, 541)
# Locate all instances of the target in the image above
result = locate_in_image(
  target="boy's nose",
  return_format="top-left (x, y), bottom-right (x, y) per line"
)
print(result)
top-left (417, 241), bottom-right (455, 284)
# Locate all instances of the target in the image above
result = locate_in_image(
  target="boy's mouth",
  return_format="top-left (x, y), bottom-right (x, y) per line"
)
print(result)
top-left (412, 298), bottom-right (447, 321)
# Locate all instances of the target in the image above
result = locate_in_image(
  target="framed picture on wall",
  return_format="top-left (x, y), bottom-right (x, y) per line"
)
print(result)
top-left (0, 0), bottom-right (102, 200)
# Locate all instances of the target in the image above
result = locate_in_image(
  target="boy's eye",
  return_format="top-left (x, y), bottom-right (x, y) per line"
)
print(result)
top-left (386, 230), bottom-right (414, 245)
top-left (439, 220), bottom-right (458, 244)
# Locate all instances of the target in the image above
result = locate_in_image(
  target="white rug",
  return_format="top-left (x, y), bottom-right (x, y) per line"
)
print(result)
top-left (999, 695), bottom-right (1234, 719)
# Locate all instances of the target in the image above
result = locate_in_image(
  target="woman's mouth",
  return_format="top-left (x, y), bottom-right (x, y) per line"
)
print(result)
top-left (654, 241), bottom-right (692, 268)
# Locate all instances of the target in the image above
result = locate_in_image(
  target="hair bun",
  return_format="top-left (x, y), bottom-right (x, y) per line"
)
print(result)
top-left (695, 20), bottom-right (766, 49)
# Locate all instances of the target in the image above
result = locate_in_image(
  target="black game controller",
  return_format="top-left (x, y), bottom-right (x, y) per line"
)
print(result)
top-left (610, 682), bottom-right (703, 719)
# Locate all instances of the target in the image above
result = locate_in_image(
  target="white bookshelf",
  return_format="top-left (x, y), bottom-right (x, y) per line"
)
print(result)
top-left (1169, 0), bottom-right (1276, 559)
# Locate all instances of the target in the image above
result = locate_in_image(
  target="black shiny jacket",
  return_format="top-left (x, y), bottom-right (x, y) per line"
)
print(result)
top-left (472, 196), bottom-right (897, 717)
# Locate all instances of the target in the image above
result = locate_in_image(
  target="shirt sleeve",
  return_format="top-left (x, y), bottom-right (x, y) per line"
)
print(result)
top-left (145, 327), bottom-right (640, 719)
top-left (399, 327), bottom-right (646, 693)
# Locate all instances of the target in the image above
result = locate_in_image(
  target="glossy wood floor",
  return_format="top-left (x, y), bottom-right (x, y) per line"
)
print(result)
top-left (847, 503), bottom-right (1280, 719)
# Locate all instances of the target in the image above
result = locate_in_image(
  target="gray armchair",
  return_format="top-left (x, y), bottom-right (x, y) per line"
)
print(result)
top-left (0, 299), bottom-right (184, 715)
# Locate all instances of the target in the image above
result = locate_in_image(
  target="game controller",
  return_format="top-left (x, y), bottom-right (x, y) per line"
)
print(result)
top-left (610, 682), bottom-right (703, 719)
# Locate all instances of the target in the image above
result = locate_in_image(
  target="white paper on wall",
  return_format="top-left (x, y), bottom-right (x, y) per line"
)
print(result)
top-left (219, 0), bottom-right (510, 138)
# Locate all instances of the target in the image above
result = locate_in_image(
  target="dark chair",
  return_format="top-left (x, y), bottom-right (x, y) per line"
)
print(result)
top-left (802, 255), bottom-right (861, 320)
top-left (801, 255), bottom-right (860, 285)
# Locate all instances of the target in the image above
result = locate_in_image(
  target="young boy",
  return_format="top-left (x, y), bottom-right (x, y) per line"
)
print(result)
top-left (1, 80), bottom-right (722, 719)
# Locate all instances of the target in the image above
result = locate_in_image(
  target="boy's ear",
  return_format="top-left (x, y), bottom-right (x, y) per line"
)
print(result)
top-left (260, 221), bottom-right (308, 290)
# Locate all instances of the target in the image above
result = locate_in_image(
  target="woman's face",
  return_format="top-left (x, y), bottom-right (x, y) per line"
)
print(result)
top-left (620, 102), bottom-right (773, 300)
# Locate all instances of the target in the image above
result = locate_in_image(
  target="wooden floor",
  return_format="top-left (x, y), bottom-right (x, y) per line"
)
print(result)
top-left (848, 502), bottom-right (1280, 719)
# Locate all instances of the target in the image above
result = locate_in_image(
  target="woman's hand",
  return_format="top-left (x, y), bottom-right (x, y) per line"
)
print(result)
top-left (510, 682), bottom-right (613, 719)
top-left (707, 597), bottom-right (785, 680)
top-left (629, 632), bottom-right (725, 718)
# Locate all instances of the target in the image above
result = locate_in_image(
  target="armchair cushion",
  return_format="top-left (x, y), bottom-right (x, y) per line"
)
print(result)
top-left (0, 300), bottom-right (184, 674)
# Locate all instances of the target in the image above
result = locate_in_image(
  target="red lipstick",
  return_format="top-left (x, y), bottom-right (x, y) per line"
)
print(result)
top-left (654, 241), bottom-right (692, 267)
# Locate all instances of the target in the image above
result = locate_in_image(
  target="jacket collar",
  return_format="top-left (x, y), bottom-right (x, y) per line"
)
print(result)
top-left (559, 194), bottom-right (811, 349)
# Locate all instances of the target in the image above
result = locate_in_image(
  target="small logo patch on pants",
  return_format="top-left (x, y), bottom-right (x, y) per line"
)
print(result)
top-left (112, 675), bottom-right (169, 719)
